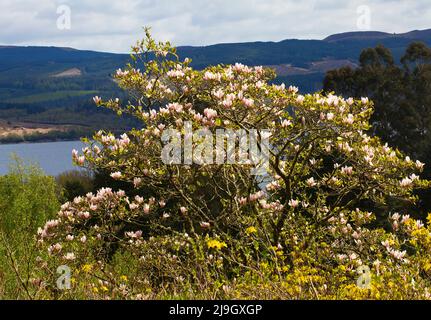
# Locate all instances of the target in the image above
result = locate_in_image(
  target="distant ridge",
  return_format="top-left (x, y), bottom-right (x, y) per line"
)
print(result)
top-left (0, 45), bottom-right (78, 50)
top-left (324, 31), bottom-right (392, 42)
top-left (324, 28), bottom-right (431, 42)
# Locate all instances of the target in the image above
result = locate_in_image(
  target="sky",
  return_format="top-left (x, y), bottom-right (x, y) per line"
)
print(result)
top-left (0, 0), bottom-right (430, 53)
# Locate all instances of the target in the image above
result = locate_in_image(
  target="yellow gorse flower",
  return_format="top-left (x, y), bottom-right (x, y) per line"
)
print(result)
top-left (207, 239), bottom-right (227, 250)
top-left (245, 226), bottom-right (257, 235)
top-left (82, 264), bottom-right (93, 273)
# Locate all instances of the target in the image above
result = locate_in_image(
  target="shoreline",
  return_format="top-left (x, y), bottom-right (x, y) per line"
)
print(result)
top-left (0, 137), bottom-right (82, 145)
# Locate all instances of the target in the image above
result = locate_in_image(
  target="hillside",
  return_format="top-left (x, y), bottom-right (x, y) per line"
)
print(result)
top-left (324, 29), bottom-right (431, 42)
top-left (1, 28), bottom-right (431, 142)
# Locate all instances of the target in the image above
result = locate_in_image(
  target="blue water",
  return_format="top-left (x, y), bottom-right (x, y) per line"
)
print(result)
top-left (0, 140), bottom-right (84, 176)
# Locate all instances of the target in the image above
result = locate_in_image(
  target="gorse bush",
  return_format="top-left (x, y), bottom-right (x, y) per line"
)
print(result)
top-left (35, 30), bottom-right (431, 299)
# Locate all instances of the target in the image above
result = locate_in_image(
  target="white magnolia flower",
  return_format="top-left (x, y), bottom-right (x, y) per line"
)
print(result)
top-left (143, 204), bottom-right (150, 214)
top-left (400, 177), bottom-right (413, 188)
top-left (344, 114), bottom-right (354, 125)
top-left (415, 160), bottom-right (425, 170)
top-left (361, 97), bottom-right (369, 104)
top-left (93, 96), bottom-right (102, 104)
top-left (288, 199), bottom-right (299, 208)
top-left (296, 95), bottom-right (305, 104)
top-left (281, 119), bottom-right (292, 127)
top-left (64, 252), bottom-right (76, 261)
top-left (200, 222), bottom-right (211, 229)
top-left (341, 166), bottom-right (353, 175)
top-left (203, 108), bottom-right (218, 120)
top-left (110, 171), bottom-right (122, 180)
top-left (306, 177), bottom-right (317, 187)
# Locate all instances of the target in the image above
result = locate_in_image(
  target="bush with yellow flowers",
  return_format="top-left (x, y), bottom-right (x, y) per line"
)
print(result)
top-left (34, 29), bottom-right (431, 300)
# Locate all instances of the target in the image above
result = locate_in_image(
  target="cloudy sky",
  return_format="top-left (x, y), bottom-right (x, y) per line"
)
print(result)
top-left (0, 0), bottom-right (430, 53)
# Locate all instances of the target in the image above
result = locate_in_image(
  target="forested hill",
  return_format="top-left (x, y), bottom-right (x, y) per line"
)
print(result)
top-left (0, 28), bottom-right (430, 142)
top-left (180, 29), bottom-right (431, 67)
top-left (2, 28), bottom-right (431, 95)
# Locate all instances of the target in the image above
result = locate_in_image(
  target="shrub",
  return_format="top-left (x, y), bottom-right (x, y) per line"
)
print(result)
top-left (36, 30), bottom-right (431, 300)
top-left (56, 170), bottom-right (94, 202)
top-left (0, 157), bottom-right (59, 299)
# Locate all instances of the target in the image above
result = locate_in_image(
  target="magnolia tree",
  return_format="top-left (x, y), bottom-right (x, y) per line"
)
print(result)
top-left (37, 30), bottom-right (431, 299)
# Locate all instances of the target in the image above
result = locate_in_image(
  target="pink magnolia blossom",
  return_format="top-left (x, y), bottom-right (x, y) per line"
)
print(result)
top-left (341, 166), bottom-right (353, 175)
top-left (143, 204), bottom-right (150, 214)
top-left (288, 199), bottom-right (299, 208)
top-left (242, 98), bottom-right (254, 107)
top-left (110, 172), bottom-right (122, 180)
top-left (200, 222), bottom-right (211, 229)
top-left (296, 95), bottom-right (305, 104)
top-left (93, 96), bottom-right (102, 104)
top-left (306, 177), bottom-right (317, 187)
top-left (204, 108), bottom-right (218, 120)
top-left (64, 252), bottom-right (76, 261)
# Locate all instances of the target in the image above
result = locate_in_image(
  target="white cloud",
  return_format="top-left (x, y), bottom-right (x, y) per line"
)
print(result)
top-left (0, 0), bottom-right (430, 53)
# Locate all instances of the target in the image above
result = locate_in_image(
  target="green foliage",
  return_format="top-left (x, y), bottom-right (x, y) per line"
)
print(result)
top-left (0, 157), bottom-right (59, 298)
top-left (56, 170), bottom-right (94, 202)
